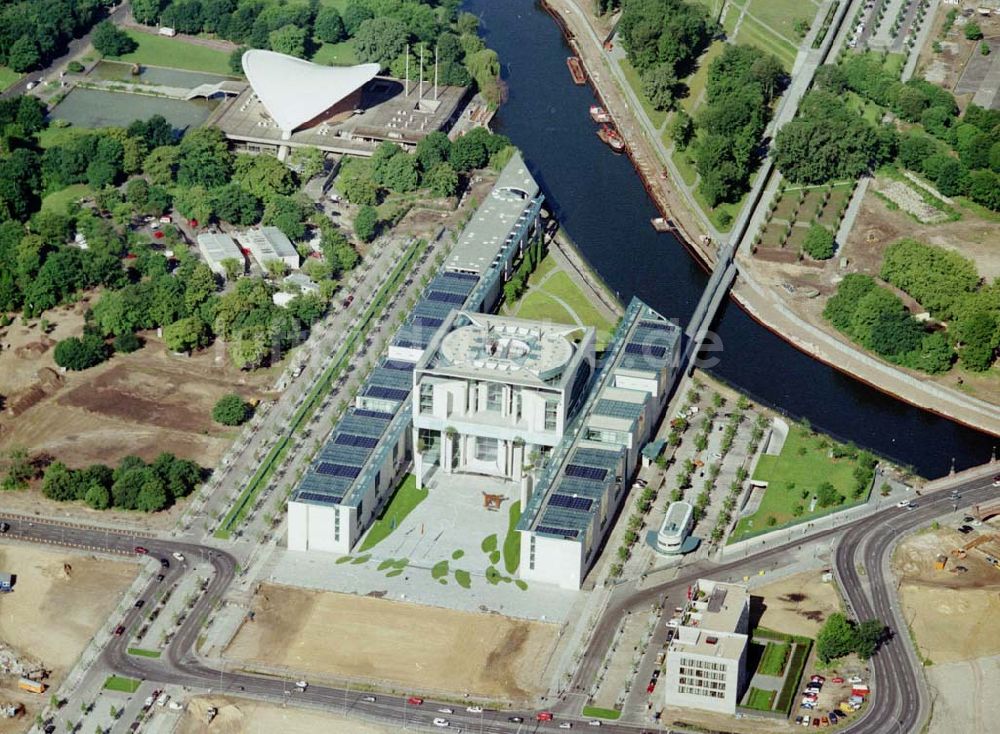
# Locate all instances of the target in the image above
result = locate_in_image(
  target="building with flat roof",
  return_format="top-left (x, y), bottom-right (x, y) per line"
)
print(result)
top-left (237, 226), bottom-right (299, 271)
top-left (656, 501), bottom-right (694, 554)
top-left (287, 152), bottom-right (545, 554)
top-left (195, 232), bottom-right (244, 278)
top-left (211, 50), bottom-right (469, 157)
top-left (412, 311), bottom-right (595, 486)
top-left (517, 298), bottom-right (682, 589)
top-left (664, 579), bottom-right (750, 714)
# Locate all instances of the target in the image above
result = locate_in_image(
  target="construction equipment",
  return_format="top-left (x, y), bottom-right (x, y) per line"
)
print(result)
top-left (934, 554), bottom-right (947, 570)
top-left (951, 534), bottom-right (1000, 560)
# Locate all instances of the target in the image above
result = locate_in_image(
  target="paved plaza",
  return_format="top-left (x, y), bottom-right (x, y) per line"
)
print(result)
top-left (265, 472), bottom-right (582, 622)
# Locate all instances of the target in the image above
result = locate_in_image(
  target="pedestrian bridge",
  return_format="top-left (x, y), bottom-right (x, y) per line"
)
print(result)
top-left (185, 80), bottom-right (247, 100)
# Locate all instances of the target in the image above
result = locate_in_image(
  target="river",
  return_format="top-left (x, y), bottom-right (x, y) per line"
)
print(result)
top-left (463, 0), bottom-right (994, 476)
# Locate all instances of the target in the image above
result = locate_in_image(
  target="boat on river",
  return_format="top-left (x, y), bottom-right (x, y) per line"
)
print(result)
top-left (597, 124), bottom-right (625, 153)
top-left (589, 105), bottom-right (611, 123)
top-left (566, 56), bottom-right (586, 84)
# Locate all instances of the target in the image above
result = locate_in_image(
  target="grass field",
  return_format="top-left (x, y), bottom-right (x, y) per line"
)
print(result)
top-left (759, 641), bottom-right (790, 676)
top-left (36, 125), bottom-right (94, 149)
top-left (104, 675), bottom-right (142, 693)
top-left (745, 687), bottom-right (776, 711)
top-left (0, 65), bottom-right (21, 90)
top-left (745, 0), bottom-right (818, 46)
top-left (359, 475), bottom-right (428, 551)
top-left (41, 184), bottom-right (92, 214)
top-left (503, 501), bottom-right (521, 574)
top-left (671, 147), bottom-right (697, 186)
top-left (127, 647), bottom-right (162, 658)
top-left (312, 39), bottom-right (358, 66)
top-left (113, 31), bottom-right (233, 75)
top-left (732, 14), bottom-right (798, 71)
top-left (582, 706), bottom-right (621, 720)
top-left (620, 57), bottom-right (667, 128)
top-left (730, 426), bottom-right (870, 541)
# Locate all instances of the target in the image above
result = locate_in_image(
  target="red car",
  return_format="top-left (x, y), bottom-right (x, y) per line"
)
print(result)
top-left (536, 712), bottom-right (554, 721)
top-left (114, 625), bottom-right (126, 636)
top-left (810, 675), bottom-right (826, 684)
top-left (831, 677), bottom-right (845, 684)
top-left (134, 546), bottom-right (148, 555)
top-left (647, 681), bottom-right (656, 693)
top-left (407, 697), bottom-right (423, 706)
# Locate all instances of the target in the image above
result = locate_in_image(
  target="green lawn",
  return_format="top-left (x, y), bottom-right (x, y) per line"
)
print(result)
top-left (758, 641), bottom-right (790, 676)
top-left (104, 675), bottom-right (142, 693)
top-left (883, 52), bottom-right (906, 78)
top-left (745, 687), bottom-right (776, 711)
top-left (619, 57), bottom-right (667, 128)
top-left (691, 181), bottom-right (745, 232)
top-left (0, 66), bottom-right (21, 90)
top-left (511, 289), bottom-right (576, 325)
top-left (746, 0), bottom-right (818, 47)
top-left (730, 426), bottom-right (870, 542)
top-left (127, 647), bottom-right (162, 658)
top-left (41, 184), bottom-right (91, 214)
top-left (359, 475), bottom-right (428, 551)
top-left (733, 14), bottom-right (798, 71)
top-left (543, 271), bottom-right (615, 337)
top-left (671, 147), bottom-right (698, 186)
top-left (113, 31), bottom-right (234, 75)
top-left (36, 125), bottom-right (94, 149)
top-left (503, 501), bottom-right (521, 574)
top-left (312, 39), bottom-right (358, 67)
top-left (582, 706), bottom-right (621, 720)
top-left (680, 41), bottom-right (725, 114)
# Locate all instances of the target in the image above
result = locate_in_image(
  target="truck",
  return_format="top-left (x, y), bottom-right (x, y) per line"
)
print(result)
top-left (18, 678), bottom-right (46, 694)
top-left (158, 27), bottom-right (177, 37)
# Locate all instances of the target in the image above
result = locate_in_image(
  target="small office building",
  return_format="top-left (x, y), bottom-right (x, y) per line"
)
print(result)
top-left (196, 232), bottom-right (244, 278)
top-left (237, 226), bottom-right (300, 271)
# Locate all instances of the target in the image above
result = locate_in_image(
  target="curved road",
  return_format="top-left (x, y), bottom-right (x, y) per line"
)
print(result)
top-left (3, 469), bottom-right (997, 732)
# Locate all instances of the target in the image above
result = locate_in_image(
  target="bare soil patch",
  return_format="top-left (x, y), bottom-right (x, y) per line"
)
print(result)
top-left (180, 696), bottom-right (396, 734)
top-left (0, 544), bottom-right (137, 731)
top-left (752, 570), bottom-right (843, 639)
top-left (224, 584), bottom-right (559, 702)
top-left (895, 523), bottom-right (1000, 663)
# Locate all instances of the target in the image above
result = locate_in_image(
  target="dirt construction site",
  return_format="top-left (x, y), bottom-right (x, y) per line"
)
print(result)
top-left (751, 569), bottom-right (843, 638)
top-left (223, 584), bottom-right (559, 702)
top-left (0, 544), bottom-right (137, 733)
top-left (180, 696), bottom-right (396, 734)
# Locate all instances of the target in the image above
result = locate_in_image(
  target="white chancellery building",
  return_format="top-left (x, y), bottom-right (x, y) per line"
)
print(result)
top-left (664, 579), bottom-right (750, 714)
top-left (285, 149), bottom-right (684, 589)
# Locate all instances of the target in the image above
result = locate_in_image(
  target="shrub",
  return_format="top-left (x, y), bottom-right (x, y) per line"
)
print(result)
top-left (53, 335), bottom-right (108, 371)
top-left (113, 332), bottom-right (142, 354)
top-left (212, 394), bottom-right (252, 426)
top-left (802, 224), bottom-right (835, 259)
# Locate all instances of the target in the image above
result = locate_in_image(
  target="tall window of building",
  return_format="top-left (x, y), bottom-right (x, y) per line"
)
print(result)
top-left (544, 400), bottom-right (559, 431)
top-left (475, 437), bottom-right (498, 462)
top-left (419, 383), bottom-right (433, 413)
top-left (486, 383), bottom-right (503, 412)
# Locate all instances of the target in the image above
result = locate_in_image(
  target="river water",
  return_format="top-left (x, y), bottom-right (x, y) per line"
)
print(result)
top-left (463, 0), bottom-right (994, 476)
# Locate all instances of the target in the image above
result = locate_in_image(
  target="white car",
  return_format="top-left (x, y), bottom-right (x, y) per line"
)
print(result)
top-left (896, 500), bottom-right (910, 508)
top-left (588, 722), bottom-right (602, 727)
top-left (295, 680), bottom-right (308, 690)
top-left (362, 695), bottom-right (376, 703)
top-left (438, 708), bottom-right (454, 714)
top-left (172, 552), bottom-right (185, 562)
top-left (168, 700), bottom-right (184, 711)
top-left (432, 718), bottom-right (450, 727)
top-left (559, 724), bottom-right (573, 729)
top-left (847, 676), bottom-right (863, 684)
top-left (465, 706), bottom-right (483, 713)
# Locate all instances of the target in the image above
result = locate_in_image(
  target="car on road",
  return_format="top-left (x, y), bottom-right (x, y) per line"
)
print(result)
top-left (508, 716), bottom-right (524, 723)
top-left (160, 558), bottom-right (170, 568)
top-left (172, 552), bottom-right (185, 562)
top-left (907, 502), bottom-right (917, 510)
top-left (537, 712), bottom-right (554, 721)
top-left (559, 724), bottom-right (573, 729)
top-left (407, 697), bottom-right (424, 706)
top-left (0, 521), bottom-right (9, 533)
top-left (465, 706), bottom-right (483, 713)
top-left (134, 546), bottom-right (148, 554)
top-left (588, 721), bottom-right (602, 727)
top-left (134, 599), bottom-right (145, 609)
top-left (437, 708), bottom-right (453, 714)
top-left (294, 681), bottom-right (307, 690)
top-left (993, 475), bottom-right (1000, 487)
top-left (958, 525), bottom-right (973, 534)
top-left (156, 574), bottom-right (165, 582)
top-left (168, 700), bottom-right (184, 711)
top-left (432, 718), bottom-right (449, 727)
top-left (647, 680), bottom-right (656, 693)
top-left (361, 695), bottom-right (376, 703)
top-left (896, 500), bottom-right (911, 508)
top-left (964, 515), bottom-right (976, 523)
top-left (114, 625), bottom-right (125, 636)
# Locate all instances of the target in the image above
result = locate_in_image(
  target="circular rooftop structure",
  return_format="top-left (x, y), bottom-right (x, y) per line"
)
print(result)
top-left (241, 50), bottom-right (380, 135)
top-left (439, 320), bottom-right (574, 382)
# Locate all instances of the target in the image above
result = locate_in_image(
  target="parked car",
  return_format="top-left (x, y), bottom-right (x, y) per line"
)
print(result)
top-left (134, 546), bottom-right (148, 555)
top-left (559, 724), bottom-right (573, 730)
top-left (172, 552), bottom-right (185, 562)
top-left (847, 676), bottom-right (863, 684)
top-left (958, 525), bottom-right (974, 534)
top-left (810, 675), bottom-right (826, 683)
top-left (831, 677), bottom-right (845, 684)
top-left (829, 711), bottom-right (840, 723)
top-left (160, 558), bottom-right (170, 568)
top-left (155, 574), bottom-right (165, 582)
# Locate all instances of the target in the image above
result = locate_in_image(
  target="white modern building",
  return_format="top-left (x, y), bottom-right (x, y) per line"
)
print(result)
top-left (517, 299), bottom-right (682, 589)
top-left (411, 311), bottom-right (595, 487)
top-left (195, 232), bottom-right (244, 278)
top-left (664, 579), bottom-right (750, 714)
top-left (237, 226), bottom-right (300, 271)
top-left (656, 501), bottom-right (694, 554)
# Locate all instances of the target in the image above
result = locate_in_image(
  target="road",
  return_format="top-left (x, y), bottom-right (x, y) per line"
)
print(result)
top-left (5, 466), bottom-right (997, 733)
top-left (0, 2), bottom-right (128, 100)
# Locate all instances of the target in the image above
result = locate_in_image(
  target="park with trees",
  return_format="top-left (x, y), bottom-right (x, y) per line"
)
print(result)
top-left (0, 0), bottom-right (107, 74)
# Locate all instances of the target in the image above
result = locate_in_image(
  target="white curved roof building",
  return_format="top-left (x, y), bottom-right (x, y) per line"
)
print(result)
top-left (242, 49), bottom-right (380, 137)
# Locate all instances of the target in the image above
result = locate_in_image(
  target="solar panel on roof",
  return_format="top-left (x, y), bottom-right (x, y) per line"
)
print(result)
top-left (393, 340), bottom-right (422, 349)
top-left (443, 271), bottom-right (479, 281)
top-left (565, 464), bottom-right (607, 481)
top-left (427, 290), bottom-right (467, 304)
top-left (549, 494), bottom-right (594, 512)
top-left (316, 462), bottom-right (361, 478)
top-left (353, 409), bottom-right (392, 419)
top-left (638, 320), bottom-right (674, 331)
top-left (335, 434), bottom-right (379, 449)
top-left (297, 491), bottom-right (343, 505)
top-left (383, 359), bottom-right (415, 371)
top-left (413, 316), bottom-right (444, 328)
top-left (536, 525), bottom-right (580, 539)
top-left (625, 342), bottom-right (667, 358)
top-left (366, 385), bottom-right (409, 401)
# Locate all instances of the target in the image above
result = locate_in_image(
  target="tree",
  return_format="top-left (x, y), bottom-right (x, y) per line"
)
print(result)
top-left (262, 195), bottom-right (308, 240)
top-left (84, 483), bottom-right (111, 510)
top-left (315, 6), bottom-right (346, 43)
top-left (211, 183), bottom-right (261, 225)
top-left (354, 205), bottom-right (378, 242)
top-left (131, 0), bottom-right (164, 25)
top-left (114, 332), bottom-right (142, 354)
top-left (184, 263), bottom-right (218, 312)
top-left (955, 310), bottom-right (997, 371)
top-left (163, 316), bottom-right (208, 354)
top-left (618, 0), bottom-right (714, 73)
top-left (233, 154), bottom-right (297, 201)
top-left (855, 618), bottom-right (886, 660)
top-left (53, 335), bottom-right (108, 371)
top-left (426, 162), bottom-right (459, 198)
top-left (2, 447), bottom-right (34, 490)
top-left (802, 224), bottom-right (835, 260)
top-left (7, 37), bottom-right (40, 73)
top-left (450, 129), bottom-right (491, 171)
top-left (269, 24), bottom-right (307, 58)
top-left (342, 2), bottom-right (374, 35)
top-left (92, 22), bottom-right (138, 57)
top-left (213, 393), bottom-right (252, 426)
top-left (220, 257), bottom-right (244, 281)
top-left (381, 153), bottom-right (420, 193)
top-left (143, 146), bottom-right (179, 186)
top-left (815, 481), bottom-right (841, 508)
top-left (337, 159), bottom-right (379, 205)
top-left (174, 185), bottom-right (213, 223)
top-left (416, 131), bottom-right (452, 173)
top-left (135, 474), bottom-right (168, 512)
top-left (641, 63), bottom-right (678, 111)
top-left (289, 146), bottom-right (326, 181)
top-left (354, 17), bottom-right (408, 68)
top-left (816, 612), bottom-right (858, 662)
top-left (177, 128), bottom-right (232, 188)
top-left (669, 110), bottom-right (695, 150)
top-left (964, 21), bottom-right (983, 41)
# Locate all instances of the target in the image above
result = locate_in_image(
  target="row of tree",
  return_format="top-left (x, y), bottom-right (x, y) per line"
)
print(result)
top-left (0, 0), bottom-right (105, 73)
top-left (881, 239), bottom-right (998, 372)
top-left (41, 452), bottom-right (202, 512)
top-left (816, 613), bottom-right (886, 663)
